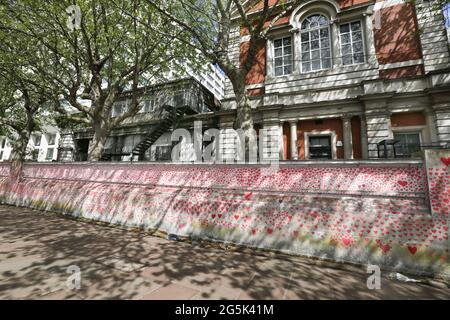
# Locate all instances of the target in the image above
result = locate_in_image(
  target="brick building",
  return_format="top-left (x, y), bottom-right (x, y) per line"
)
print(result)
top-left (218, 0), bottom-right (450, 161)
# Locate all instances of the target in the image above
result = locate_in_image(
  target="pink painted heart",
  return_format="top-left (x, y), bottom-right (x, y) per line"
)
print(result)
top-left (244, 192), bottom-right (253, 200)
top-left (441, 157), bottom-right (450, 167)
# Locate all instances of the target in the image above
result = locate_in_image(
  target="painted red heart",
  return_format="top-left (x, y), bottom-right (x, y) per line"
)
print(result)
top-left (408, 246), bottom-right (417, 255)
top-left (441, 157), bottom-right (450, 167)
top-left (244, 192), bottom-right (253, 200)
top-left (267, 228), bottom-right (273, 235)
top-left (234, 215), bottom-right (240, 221)
top-left (398, 181), bottom-right (408, 187)
top-left (212, 214), bottom-right (216, 219)
top-left (342, 238), bottom-right (351, 246)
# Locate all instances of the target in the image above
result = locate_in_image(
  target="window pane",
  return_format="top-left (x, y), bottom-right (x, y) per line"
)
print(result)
top-left (301, 33), bottom-right (309, 42)
top-left (302, 62), bottom-right (311, 72)
top-left (352, 31), bottom-right (362, 42)
top-left (320, 29), bottom-right (329, 38)
top-left (342, 44), bottom-right (352, 55)
top-left (354, 53), bottom-right (364, 64)
top-left (284, 46), bottom-right (292, 55)
top-left (274, 39), bottom-right (282, 47)
top-left (341, 33), bottom-right (351, 44)
top-left (283, 37), bottom-right (291, 46)
top-left (323, 58), bottom-right (331, 69)
top-left (321, 49), bottom-right (331, 58)
top-left (320, 38), bottom-right (330, 48)
top-left (351, 21), bottom-right (361, 31)
top-left (311, 30), bottom-right (319, 40)
top-left (343, 55), bottom-right (353, 65)
top-left (311, 40), bottom-right (320, 49)
top-left (312, 60), bottom-right (321, 70)
top-left (275, 57), bottom-right (283, 67)
top-left (311, 50), bottom-right (320, 60)
top-left (340, 24), bottom-right (350, 33)
top-left (275, 67), bottom-right (283, 76)
top-left (274, 48), bottom-right (282, 57)
top-left (302, 42), bottom-right (310, 52)
top-left (284, 65), bottom-right (292, 75)
top-left (353, 41), bottom-right (363, 52)
top-left (301, 52), bottom-right (310, 61)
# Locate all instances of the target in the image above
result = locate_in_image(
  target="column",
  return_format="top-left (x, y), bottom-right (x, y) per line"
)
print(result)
top-left (279, 122), bottom-right (284, 160)
top-left (425, 108), bottom-right (438, 143)
top-left (342, 116), bottom-right (353, 160)
top-left (331, 21), bottom-right (341, 67)
top-left (261, 123), bottom-right (280, 162)
top-left (290, 121), bottom-right (299, 160)
top-left (360, 115), bottom-right (369, 159)
top-left (218, 116), bottom-right (236, 163)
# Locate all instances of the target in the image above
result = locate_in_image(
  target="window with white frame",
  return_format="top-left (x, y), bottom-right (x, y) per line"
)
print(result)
top-left (46, 148), bottom-right (55, 161)
top-left (140, 98), bottom-right (155, 113)
top-left (300, 14), bottom-right (331, 73)
top-left (112, 101), bottom-right (128, 117)
top-left (0, 138), bottom-right (5, 161)
top-left (46, 134), bottom-right (56, 146)
top-left (33, 134), bottom-right (42, 147)
top-left (340, 21), bottom-right (365, 65)
top-left (274, 36), bottom-right (293, 76)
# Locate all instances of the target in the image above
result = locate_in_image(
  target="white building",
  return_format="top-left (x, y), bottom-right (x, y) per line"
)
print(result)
top-left (0, 126), bottom-right (60, 163)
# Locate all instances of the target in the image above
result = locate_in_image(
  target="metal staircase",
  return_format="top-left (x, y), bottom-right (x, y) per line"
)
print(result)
top-left (131, 106), bottom-right (188, 160)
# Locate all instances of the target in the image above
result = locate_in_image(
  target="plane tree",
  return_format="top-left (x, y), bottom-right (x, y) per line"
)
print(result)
top-left (0, 0), bottom-right (200, 161)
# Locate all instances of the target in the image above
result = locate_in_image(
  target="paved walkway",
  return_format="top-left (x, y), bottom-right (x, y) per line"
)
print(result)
top-left (0, 204), bottom-right (449, 300)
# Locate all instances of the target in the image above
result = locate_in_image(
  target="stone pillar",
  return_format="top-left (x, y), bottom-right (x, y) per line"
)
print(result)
top-left (58, 130), bottom-right (75, 162)
top-left (331, 21), bottom-right (341, 67)
top-left (360, 115), bottom-right (369, 159)
top-left (425, 108), bottom-right (439, 143)
top-left (342, 116), bottom-right (353, 160)
top-left (279, 122), bottom-right (284, 160)
top-left (290, 121), bottom-right (299, 160)
top-left (261, 123), bottom-right (280, 162)
top-left (218, 115), bottom-right (236, 163)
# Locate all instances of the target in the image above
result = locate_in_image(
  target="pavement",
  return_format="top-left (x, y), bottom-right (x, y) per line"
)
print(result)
top-left (0, 204), bottom-right (449, 300)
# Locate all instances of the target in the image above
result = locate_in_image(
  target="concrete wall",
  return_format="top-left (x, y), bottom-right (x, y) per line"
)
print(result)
top-left (0, 157), bottom-right (449, 277)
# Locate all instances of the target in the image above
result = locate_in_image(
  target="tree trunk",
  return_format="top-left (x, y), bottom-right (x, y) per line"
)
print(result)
top-left (234, 87), bottom-right (257, 162)
top-left (88, 125), bottom-right (109, 162)
top-left (10, 133), bottom-right (30, 182)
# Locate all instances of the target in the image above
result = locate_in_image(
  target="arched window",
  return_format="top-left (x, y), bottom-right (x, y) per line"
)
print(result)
top-left (300, 14), bottom-right (331, 72)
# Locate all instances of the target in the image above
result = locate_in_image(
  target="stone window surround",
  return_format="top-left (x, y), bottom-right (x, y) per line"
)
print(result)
top-left (265, 3), bottom-right (376, 81)
top-left (304, 130), bottom-right (338, 160)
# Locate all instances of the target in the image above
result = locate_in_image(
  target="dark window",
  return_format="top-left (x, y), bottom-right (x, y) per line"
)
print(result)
top-left (47, 134), bottom-right (56, 145)
top-left (34, 135), bottom-right (42, 146)
top-left (46, 148), bottom-right (55, 161)
top-left (309, 135), bottom-right (332, 159)
top-left (394, 132), bottom-right (421, 157)
top-left (155, 145), bottom-right (171, 161)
